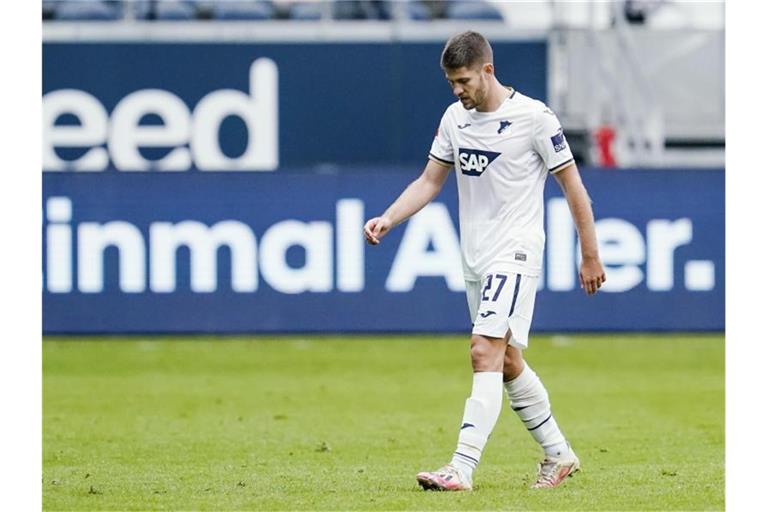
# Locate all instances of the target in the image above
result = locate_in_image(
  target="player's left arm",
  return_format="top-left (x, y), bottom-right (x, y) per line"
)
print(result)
top-left (553, 163), bottom-right (606, 295)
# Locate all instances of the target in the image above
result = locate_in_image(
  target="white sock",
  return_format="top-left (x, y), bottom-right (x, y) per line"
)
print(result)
top-left (450, 372), bottom-right (503, 479)
top-left (504, 362), bottom-right (570, 458)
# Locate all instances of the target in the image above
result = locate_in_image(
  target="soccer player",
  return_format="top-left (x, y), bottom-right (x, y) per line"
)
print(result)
top-left (363, 31), bottom-right (606, 491)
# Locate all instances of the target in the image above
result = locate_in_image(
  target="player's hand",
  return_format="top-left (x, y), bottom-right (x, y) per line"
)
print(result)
top-left (363, 216), bottom-right (393, 245)
top-left (579, 257), bottom-right (606, 295)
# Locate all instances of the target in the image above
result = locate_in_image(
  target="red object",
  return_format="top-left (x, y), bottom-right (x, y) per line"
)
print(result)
top-left (594, 125), bottom-right (617, 168)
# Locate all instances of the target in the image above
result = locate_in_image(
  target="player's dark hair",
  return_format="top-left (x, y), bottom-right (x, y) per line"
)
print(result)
top-left (440, 31), bottom-right (493, 70)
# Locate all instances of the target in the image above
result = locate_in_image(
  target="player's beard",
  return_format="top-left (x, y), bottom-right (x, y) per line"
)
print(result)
top-left (461, 81), bottom-right (488, 110)
top-left (461, 90), bottom-right (480, 110)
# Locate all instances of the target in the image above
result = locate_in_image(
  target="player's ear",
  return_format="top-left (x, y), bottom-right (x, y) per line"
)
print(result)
top-left (483, 63), bottom-right (494, 76)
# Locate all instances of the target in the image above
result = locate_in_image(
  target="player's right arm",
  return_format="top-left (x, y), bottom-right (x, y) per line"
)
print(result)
top-left (364, 159), bottom-right (452, 245)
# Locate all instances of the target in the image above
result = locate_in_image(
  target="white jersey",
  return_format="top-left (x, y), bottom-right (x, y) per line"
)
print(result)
top-left (428, 89), bottom-right (574, 280)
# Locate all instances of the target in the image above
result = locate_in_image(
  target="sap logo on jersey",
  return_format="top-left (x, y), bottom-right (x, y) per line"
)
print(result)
top-left (42, 59), bottom-right (278, 172)
top-left (457, 148), bottom-right (501, 176)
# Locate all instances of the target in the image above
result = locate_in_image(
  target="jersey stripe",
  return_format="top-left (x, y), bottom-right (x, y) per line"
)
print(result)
top-left (428, 152), bottom-right (454, 166)
top-left (549, 158), bottom-right (575, 174)
top-left (507, 274), bottom-right (522, 317)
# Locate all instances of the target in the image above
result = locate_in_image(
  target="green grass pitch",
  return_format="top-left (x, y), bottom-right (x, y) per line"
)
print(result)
top-left (43, 334), bottom-right (723, 511)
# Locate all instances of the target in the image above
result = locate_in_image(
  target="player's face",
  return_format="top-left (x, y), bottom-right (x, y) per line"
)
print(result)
top-left (445, 64), bottom-right (491, 110)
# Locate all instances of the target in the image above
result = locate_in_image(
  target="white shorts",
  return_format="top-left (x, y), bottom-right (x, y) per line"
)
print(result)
top-left (466, 272), bottom-right (538, 350)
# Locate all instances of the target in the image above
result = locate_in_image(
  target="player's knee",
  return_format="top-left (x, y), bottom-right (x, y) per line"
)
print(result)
top-left (470, 334), bottom-right (505, 372)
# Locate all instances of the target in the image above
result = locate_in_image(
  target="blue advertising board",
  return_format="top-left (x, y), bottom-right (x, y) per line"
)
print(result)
top-left (42, 168), bottom-right (724, 334)
top-left (42, 41), bottom-right (547, 171)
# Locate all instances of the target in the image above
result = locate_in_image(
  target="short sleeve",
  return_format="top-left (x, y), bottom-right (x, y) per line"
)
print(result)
top-left (428, 111), bottom-right (454, 167)
top-left (532, 106), bottom-right (575, 174)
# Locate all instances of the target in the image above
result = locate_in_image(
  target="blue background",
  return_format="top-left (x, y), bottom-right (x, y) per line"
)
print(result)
top-left (43, 168), bottom-right (725, 334)
top-left (43, 41), bottom-right (547, 168)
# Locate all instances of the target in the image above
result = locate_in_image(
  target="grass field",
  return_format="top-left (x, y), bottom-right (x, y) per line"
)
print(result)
top-left (43, 334), bottom-right (724, 511)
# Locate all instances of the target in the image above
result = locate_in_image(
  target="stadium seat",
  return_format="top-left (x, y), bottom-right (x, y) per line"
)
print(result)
top-left (54, 0), bottom-right (123, 21)
top-left (133, 1), bottom-right (198, 20)
top-left (405, 1), bottom-right (431, 21)
top-left (211, 1), bottom-right (275, 20)
top-left (333, 1), bottom-right (390, 20)
top-left (289, 2), bottom-right (324, 21)
top-left (42, 0), bottom-right (58, 20)
top-left (446, 1), bottom-right (503, 21)
top-left (156, 1), bottom-right (198, 20)
top-left (382, 0), bottom-right (433, 21)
